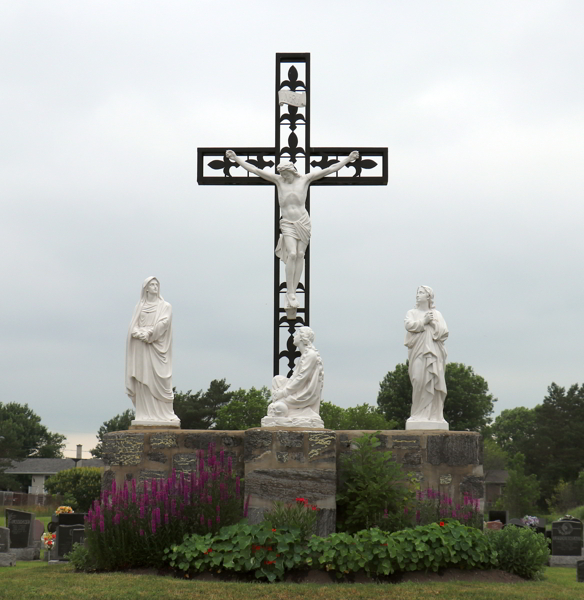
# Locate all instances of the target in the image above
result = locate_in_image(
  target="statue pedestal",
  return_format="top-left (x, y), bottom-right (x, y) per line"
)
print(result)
top-left (102, 429), bottom-right (484, 536)
top-left (244, 428), bottom-right (337, 537)
top-left (406, 419), bottom-right (449, 431)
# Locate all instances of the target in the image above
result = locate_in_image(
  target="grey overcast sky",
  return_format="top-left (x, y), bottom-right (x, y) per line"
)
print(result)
top-left (1, 1), bottom-right (583, 457)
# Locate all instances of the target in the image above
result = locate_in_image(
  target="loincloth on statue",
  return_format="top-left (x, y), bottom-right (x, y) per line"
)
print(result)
top-left (275, 212), bottom-right (312, 264)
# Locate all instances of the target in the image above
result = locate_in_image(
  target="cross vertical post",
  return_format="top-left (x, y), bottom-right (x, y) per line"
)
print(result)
top-left (197, 53), bottom-right (388, 378)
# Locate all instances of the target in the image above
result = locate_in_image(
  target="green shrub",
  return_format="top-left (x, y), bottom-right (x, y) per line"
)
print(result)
top-left (487, 525), bottom-right (550, 580)
top-left (336, 431), bottom-right (415, 533)
top-left (309, 522), bottom-right (497, 578)
top-left (165, 521), bottom-right (498, 581)
top-left (164, 521), bottom-right (310, 582)
top-left (44, 467), bottom-right (102, 512)
top-left (264, 498), bottom-right (319, 541)
top-left (66, 542), bottom-right (97, 572)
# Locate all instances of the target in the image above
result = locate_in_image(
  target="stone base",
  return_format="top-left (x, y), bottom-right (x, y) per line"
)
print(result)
top-left (406, 419), bottom-right (449, 431)
top-left (130, 420), bottom-right (180, 429)
top-left (0, 553), bottom-right (16, 567)
top-left (102, 429), bottom-right (246, 490)
top-left (549, 550), bottom-right (584, 567)
top-left (261, 416), bottom-right (324, 428)
top-left (11, 547), bottom-right (40, 561)
top-left (245, 428), bottom-right (337, 537)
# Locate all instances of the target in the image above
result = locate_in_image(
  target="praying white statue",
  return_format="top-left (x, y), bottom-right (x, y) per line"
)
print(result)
top-left (125, 277), bottom-right (180, 427)
top-left (261, 326), bottom-right (324, 428)
top-left (225, 150), bottom-right (359, 309)
top-left (404, 286), bottom-right (449, 431)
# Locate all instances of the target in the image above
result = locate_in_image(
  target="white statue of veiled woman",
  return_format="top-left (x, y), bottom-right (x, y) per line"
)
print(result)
top-left (125, 277), bottom-right (180, 427)
top-left (261, 326), bottom-right (325, 428)
top-left (404, 286), bottom-right (449, 430)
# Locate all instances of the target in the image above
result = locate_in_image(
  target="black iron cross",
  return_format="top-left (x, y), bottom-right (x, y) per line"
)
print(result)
top-left (198, 53), bottom-right (388, 377)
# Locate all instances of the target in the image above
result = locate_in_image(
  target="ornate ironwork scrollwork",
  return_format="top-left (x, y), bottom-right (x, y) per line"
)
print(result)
top-left (280, 66), bottom-right (306, 92)
top-left (208, 158), bottom-right (239, 177)
top-left (280, 132), bottom-right (305, 163)
top-left (279, 105), bottom-right (305, 132)
top-left (310, 153), bottom-right (379, 178)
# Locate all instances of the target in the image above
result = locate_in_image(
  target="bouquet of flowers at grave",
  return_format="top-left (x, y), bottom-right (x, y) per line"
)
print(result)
top-left (56, 505), bottom-right (74, 515)
top-left (521, 515), bottom-right (539, 527)
top-left (41, 532), bottom-right (56, 549)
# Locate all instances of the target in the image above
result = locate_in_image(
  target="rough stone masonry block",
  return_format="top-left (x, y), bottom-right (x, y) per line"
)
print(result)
top-left (427, 434), bottom-right (480, 466)
top-left (244, 430), bottom-right (273, 462)
top-left (308, 432), bottom-right (336, 462)
top-left (245, 468), bottom-right (336, 503)
top-left (173, 453), bottom-right (198, 472)
top-left (150, 432), bottom-right (178, 449)
top-left (277, 431), bottom-right (304, 448)
top-left (103, 432), bottom-right (145, 466)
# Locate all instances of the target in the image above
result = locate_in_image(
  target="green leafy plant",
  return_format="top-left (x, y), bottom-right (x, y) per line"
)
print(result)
top-left (264, 498), bottom-right (319, 540)
top-left (410, 488), bottom-right (483, 529)
top-left (66, 542), bottom-right (97, 572)
top-left (336, 431), bottom-right (415, 533)
top-left (309, 522), bottom-right (497, 579)
top-left (44, 467), bottom-right (102, 512)
top-left (487, 524), bottom-right (550, 580)
top-left (164, 521), bottom-right (311, 582)
top-left (85, 444), bottom-right (243, 570)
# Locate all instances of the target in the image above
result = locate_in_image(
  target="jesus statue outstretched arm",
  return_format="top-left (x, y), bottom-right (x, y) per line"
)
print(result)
top-left (306, 151), bottom-right (359, 182)
top-left (225, 150), bottom-right (279, 184)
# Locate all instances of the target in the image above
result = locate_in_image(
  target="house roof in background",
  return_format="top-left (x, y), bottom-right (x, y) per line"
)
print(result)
top-left (5, 458), bottom-right (104, 475)
top-left (485, 470), bottom-right (509, 484)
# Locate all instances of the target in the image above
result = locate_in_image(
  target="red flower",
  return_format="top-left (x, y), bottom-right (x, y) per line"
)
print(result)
top-left (295, 497), bottom-right (306, 503)
top-left (311, 506), bottom-right (319, 511)
top-left (264, 560), bottom-right (276, 565)
top-left (272, 528), bottom-right (277, 532)
top-left (439, 521), bottom-right (445, 527)
top-left (204, 548), bottom-right (213, 554)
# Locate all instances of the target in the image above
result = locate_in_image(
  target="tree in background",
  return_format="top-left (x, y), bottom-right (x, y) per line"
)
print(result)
top-left (215, 387), bottom-right (271, 430)
top-left (320, 402), bottom-right (398, 430)
top-left (90, 409), bottom-right (135, 458)
top-left (173, 379), bottom-right (233, 429)
top-left (496, 452), bottom-right (540, 518)
top-left (44, 467), bottom-right (102, 512)
top-left (489, 406), bottom-right (536, 457)
top-left (482, 437), bottom-right (508, 480)
top-left (0, 402), bottom-right (65, 459)
top-left (377, 362), bottom-right (496, 431)
top-left (524, 383), bottom-right (584, 504)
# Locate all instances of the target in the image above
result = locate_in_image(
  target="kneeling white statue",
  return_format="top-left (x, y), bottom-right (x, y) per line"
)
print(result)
top-left (404, 285), bottom-right (449, 431)
top-left (261, 326), bottom-right (324, 428)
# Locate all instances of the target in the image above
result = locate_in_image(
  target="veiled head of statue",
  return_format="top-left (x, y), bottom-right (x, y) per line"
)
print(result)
top-left (141, 276), bottom-right (161, 300)
top-left (416, 285), bottom-right (435, 309)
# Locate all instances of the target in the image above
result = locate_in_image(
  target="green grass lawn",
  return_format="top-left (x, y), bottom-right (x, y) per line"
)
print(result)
top-left (0, 563), bottom-right (583, 600)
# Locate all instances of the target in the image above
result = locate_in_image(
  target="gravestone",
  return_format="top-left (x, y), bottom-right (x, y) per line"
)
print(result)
top-left (552, 518), bottom-right (583, 556)
top-left (577, 560), bottom-right (584, 583)
top-left (56, 514), bottom-right (86, 560)
top-left (32, 519), bottom-right (44, 548)
top-left (508, 518), bottom-right (525, 527)
top-left (0, 527), bottom-right (9, 552)
top-left (488, 510), bottom-right (508, 525)
top-left (0, 527), bottom-right (16, 567)
top-left (5, 509), bottom-right (34, 548)
top-left (71, 528), bottom-right (86, 548)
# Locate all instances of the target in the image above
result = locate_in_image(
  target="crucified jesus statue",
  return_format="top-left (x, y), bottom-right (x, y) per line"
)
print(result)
top-left (225, 149), bottom-right (359, 308)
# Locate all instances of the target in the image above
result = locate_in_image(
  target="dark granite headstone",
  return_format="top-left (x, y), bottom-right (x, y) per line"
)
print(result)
top-left (56, 514), bottom-right (86, 560)
top-left (32, 519), bottom-right (45, 548)
top-left (508, 518), bottom-right (526, 527)
top-left (0, 527), bottom-right (9, 552)
top-left (488, 510), bottom-right (508, 525)
top-left (552, 518), bottom-right (583, 556)
top-left (5, 509), bottom-right (34, 548)
top-left (577, 560), bottom-right (584, 583)
top-left (71, 528), bottom-right (86, 548)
